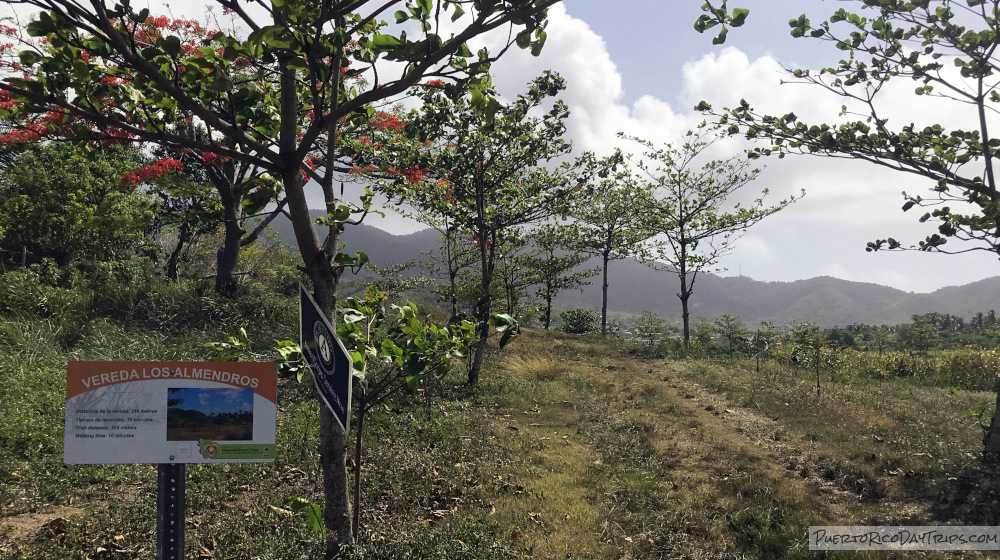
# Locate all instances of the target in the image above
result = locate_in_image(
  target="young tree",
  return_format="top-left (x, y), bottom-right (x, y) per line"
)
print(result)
top-left (567, 163), bottom-right (653, 336)
top-left (524, 223), bottom-right (596, 329)
top-left (627, 127), bottom-right (801, 345)
top-left (491, 228), bottom-right (539, 317)
top-left (632, 310), bottom-right (666, 345)
top-left (714, 313), bottom-right (748, 359)
top-left (384, 72), bottom-right (589, 384)
top-left (0, 1), bottom-right (559, 551)
top-left (408, 209), bottom-right (483, 318)
top-left (700, 0), bottom-right (1000, 458)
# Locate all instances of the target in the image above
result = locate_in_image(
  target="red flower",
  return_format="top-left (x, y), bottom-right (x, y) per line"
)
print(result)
top-left (202, 151), bottom-right (231, 165)
top-left (119, 158), bottom-right (184, 190)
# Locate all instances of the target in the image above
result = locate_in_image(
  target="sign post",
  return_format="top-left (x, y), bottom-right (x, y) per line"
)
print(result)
top-left (64, 361), bottom-right (277, 559)
top-left (299, 284), bottom-right (354, 432)
top-left (156, 463), bottom-right (185, 560)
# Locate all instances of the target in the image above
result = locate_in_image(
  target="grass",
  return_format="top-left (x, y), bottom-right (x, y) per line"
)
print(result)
top-left (3, 283), bottom-right (1000, 558)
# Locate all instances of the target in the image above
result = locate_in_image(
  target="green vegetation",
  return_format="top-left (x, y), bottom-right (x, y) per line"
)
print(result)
top-left (5, 2), bottom-right (1000, 556)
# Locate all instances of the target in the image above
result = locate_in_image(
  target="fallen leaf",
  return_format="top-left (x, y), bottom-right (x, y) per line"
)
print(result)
top-left (42, 518), bottom-right (66, 537)
top-left (113, 535), bottom-right (125, 541)
top-left (270, 506), bottom-right (293, 517)
top-left (510, 529), bottom-right (523, 541)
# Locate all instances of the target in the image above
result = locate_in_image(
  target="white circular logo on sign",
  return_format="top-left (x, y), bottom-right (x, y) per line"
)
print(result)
top-left (313, 321), bottom-right (335, 371)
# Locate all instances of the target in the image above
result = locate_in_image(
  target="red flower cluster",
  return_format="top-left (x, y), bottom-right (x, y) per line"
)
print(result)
top-left (389, 164), bottom-right (422, 183)
top-left (119, 158), bottom-right (183, 190)
top-left (349, 164), bottom-right (377, 175)
top-left (370, 111), bottom-right (404, 133)
top-left (0, 89), bottom-right (19, 111)
top-left (425, 79), bottom-right (445, 87)
top-left (435, 179), bottom-right (457, 204)
top-left (0, 126), bottom-right (42, 146)
top-left (202, 151), bottom-right (231, 165)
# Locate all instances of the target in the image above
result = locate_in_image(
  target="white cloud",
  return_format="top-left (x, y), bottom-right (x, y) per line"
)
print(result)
top-left (473, 8), bottom-right (999, 293)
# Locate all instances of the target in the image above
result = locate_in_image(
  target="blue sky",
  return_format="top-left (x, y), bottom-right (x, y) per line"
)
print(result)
top-left (169, 388), bottom-right (254, 416)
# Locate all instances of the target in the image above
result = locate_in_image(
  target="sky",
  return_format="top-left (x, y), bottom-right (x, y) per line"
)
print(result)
top-left (168, 387), bottom-right (254, 415)
top-left (3, 0), bottom-right (998, 293)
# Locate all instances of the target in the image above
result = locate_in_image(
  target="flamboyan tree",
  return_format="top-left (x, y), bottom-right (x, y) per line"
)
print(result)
top-left (699, 0), bottom-right (1000, 459)
top-left (0, 0), bottom-right (558, 552)
top-left (380, 72), bottom-right (593, 384)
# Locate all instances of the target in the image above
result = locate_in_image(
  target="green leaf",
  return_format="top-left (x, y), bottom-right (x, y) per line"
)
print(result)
top-left (26, 18), bottom-right (53, 37)
top-left (18, 50), bottom-right (42, 66)
top-left (530, 31), bottom-right (547, 57)
top-left (373, 34), bottom-right (402, 49)
top-left (731, 8), bottom-right (750, 27)
top-left (712, 26), bottom-right (729, 45)
top-left (394, 10), bottom-right (409, 23)
top-left (286, 497), bottom-right (325, 537)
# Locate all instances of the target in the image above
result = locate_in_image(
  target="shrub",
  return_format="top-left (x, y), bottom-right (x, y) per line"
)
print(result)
top-left (559, 309), bottom-right (598, 334)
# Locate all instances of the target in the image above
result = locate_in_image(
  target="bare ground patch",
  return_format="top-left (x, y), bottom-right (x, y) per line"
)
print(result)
top-left (0, 506), bottom-right (86, 542)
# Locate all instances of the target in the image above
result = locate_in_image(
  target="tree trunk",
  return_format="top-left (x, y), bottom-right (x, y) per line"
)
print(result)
top-left (320, 402), bottom-right (353, 555)
top-left (678, 264), bottom-right (691, 345)
top-left (600, 249), bottom-right (610, 337)
top-left (985, 388), bottom-right (1000, 461)
top-left (449, 268), bottom-right (459, 317)
top-left (215, 214), bottom-right (243, 296)
top-left (543, 281), bottom-right (553, 329)
top-left (276, 51), bottom-right (353, 555)
top-left (165, 222), bottom-right (190, 282)
top-left (215, 186), bottom-right (243, 296)
top-left (468, 231), bottom-right (493, 385)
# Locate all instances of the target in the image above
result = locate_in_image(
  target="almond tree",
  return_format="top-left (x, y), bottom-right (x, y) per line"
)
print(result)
top-left (0, 1), bottom-right (558, 551)
top-left (627, 127), bottom-right (801, 346)
top-left (567, 161), bottom-right (653, 337)
top-left (381, 72), bottom-right (589, 383)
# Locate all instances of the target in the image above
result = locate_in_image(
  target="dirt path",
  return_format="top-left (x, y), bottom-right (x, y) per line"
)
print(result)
top-left (0, 506), bottom-right (86, 543)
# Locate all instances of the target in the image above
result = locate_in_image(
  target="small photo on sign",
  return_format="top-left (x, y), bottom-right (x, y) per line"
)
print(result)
top-left (166, 387), bottom-right (254, 441)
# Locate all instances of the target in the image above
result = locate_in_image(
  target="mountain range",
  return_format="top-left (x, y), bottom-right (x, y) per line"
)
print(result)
top-left (268, 214), bottom-right (1000, 327)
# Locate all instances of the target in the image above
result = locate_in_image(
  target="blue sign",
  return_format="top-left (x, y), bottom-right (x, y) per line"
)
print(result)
top-left (299, 284), bottom-right (353, 432)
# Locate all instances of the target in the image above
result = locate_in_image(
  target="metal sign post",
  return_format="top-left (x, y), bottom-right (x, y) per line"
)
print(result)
top-left (156, 463), bottom-right (185, 560)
